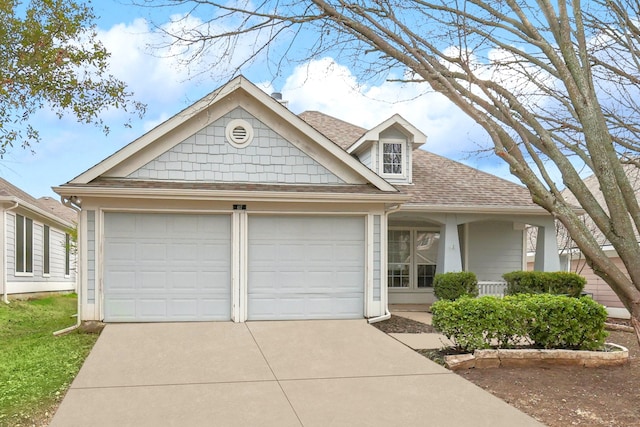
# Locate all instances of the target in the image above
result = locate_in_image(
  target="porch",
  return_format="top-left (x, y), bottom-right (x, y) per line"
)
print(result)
top-left (386, 210), bottom-right (559, 305)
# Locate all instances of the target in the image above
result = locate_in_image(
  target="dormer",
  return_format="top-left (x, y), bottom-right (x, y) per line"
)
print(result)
top-left (348, 114), bottom-right (427, 184)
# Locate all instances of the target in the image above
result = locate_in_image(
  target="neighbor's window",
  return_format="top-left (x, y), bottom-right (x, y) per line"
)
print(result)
top-left (43, 225), bottom-right (50, 275)
top-left (64, 233), bottom-right (70, 277)
top-left (382, 142), bottom-right (403, 175)
top-left (15, 214), bottom-right (33, 274)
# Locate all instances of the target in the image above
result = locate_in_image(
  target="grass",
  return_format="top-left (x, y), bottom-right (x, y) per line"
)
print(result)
top-left (0, 294), bottom-right (99, 426)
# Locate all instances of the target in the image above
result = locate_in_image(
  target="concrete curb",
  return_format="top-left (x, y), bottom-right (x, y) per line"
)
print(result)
top-left (445, 343), bottom-right (629, 370)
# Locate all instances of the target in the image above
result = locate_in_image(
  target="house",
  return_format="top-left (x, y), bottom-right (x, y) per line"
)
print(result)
top-left (0, 178), bottom-right (77, 301)
top-left (54, 76), bottom-right (560, 323)
top-left (527, 166), bottom-right (639, 318)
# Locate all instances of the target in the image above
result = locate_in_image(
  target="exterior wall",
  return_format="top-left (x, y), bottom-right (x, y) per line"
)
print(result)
top-left (87, 210), bottom-right (96, 304)
top-left (373, 215), bottom-right (381, 301)
top-left (572, 257), bottom-right (626, 309)
top-left (5, 211), bottom-right (76, 294)
top-left (467, 220), bottom-right (524, 281)
top-left (128, 108), bottom-right (344, 184)
top-left (77, 197), bottom-right (389, 321)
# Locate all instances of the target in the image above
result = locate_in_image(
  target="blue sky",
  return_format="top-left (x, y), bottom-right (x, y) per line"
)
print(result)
top-left (2, 0), bottom-right (514, 199)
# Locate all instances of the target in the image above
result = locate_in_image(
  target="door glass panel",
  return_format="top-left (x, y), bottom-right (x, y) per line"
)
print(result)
top-left (388, 230), bottom-right (411, 288)
top-left (416, 231), bottom-right (439, 288)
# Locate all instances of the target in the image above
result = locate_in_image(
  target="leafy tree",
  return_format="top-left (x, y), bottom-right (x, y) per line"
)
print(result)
top-left (153, 0), bottom-right (640, 338)
top-left (0, 0), bottom-right (144, 154)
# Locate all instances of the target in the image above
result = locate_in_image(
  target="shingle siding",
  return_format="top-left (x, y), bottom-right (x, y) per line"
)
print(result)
top-left (128, 108), bottom-right (345, 184)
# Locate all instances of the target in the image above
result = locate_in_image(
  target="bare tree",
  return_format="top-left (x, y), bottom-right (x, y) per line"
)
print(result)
top-left (148, 0), bottom-right (640, 338)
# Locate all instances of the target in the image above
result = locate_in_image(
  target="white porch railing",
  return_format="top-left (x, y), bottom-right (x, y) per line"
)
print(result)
top-left (478, 281), bottom-right (508, 297)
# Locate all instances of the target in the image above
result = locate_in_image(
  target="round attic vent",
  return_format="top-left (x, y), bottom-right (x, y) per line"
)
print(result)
top-left (226, 119), bottom-right (254, 148)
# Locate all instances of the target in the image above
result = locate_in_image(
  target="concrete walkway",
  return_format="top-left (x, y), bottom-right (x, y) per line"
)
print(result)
top-left (50, 320), bottom-right (542, 427)
top-left (390, 310), bottom-right (456, 349)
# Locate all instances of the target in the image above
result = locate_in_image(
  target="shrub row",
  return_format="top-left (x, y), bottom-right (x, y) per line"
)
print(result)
top-left (502, 271), bottom-right (586, 297)
top-left (433, 272), bottom-right (478, 301)
top-left (431, 294), bottom-right (608, 352)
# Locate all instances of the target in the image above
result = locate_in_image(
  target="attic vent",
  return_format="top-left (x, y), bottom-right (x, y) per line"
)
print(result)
top-left (226, 119), bottom-right (254, 148)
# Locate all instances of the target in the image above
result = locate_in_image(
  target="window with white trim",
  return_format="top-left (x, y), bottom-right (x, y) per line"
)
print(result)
top-left (43, 225), bottom-right (50, 275)
top-left (65, 233), bottom-right (71, 277)
top-left (388, 228), bottom-right (439, 289)
top-left (382, 141), bottom-right (404, 175)
top-left (15, 214), bottom-right (33, 274)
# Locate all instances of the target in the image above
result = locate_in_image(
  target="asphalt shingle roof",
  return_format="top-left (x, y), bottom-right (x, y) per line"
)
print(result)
top-left (298, 111), bottom-right (537, 209)
top-left (0, 178), bottom-right (76, 224)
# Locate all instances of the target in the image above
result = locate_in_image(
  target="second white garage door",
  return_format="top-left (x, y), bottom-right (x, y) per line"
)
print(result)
top-left (248, 216), bottom-right (365, 320)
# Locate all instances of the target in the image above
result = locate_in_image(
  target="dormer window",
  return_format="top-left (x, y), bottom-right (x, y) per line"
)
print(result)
top-left (381, 140), bottom-right (405, 177)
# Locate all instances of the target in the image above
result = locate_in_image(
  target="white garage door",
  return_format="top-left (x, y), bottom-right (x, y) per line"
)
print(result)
top-left (248, 216), bottom-right (365, 320)
top-left (103, 213), bottom-right (231, 322)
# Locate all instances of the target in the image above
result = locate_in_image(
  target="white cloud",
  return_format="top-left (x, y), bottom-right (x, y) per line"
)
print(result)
top-left (278, 57), bottom-right (489, 158)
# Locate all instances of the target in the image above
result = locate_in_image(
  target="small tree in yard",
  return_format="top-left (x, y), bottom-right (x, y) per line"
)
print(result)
top-left (150, 0), bottom-right (640, 342)
top-left (1, 0), bottom-right (145, 153)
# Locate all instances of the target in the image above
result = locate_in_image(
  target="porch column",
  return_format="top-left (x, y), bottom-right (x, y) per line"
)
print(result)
top-left (534, 219), bottom-right (561, 271)
top-left (436, 215), bottom-right (463, 274)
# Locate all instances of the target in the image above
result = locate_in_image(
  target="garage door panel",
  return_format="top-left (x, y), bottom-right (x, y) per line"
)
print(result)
top-left (248, 216), bottom-right (365, 320)
top-left (104, 213), bottom-right (231, 322)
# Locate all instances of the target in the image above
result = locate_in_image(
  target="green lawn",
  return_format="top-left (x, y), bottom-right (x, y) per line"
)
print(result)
top-left (0, 294), bottom-right (99, 426)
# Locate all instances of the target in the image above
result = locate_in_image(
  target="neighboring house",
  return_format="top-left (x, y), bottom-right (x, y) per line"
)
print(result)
top-left (527, 166), bottom-right (640, 318)
top-left (0, 179), bottom-right (77, 301)
top-left (54, 76), bottom-right (560, 323)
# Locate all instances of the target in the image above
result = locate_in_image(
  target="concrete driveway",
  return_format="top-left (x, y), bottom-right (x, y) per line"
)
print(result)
top-left (50, 320), bottom-right (542, 426)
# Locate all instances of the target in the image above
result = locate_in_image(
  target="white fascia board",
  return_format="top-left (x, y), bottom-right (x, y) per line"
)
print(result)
top-left (52, 185), bottom-right (409, 204)
top-left (399, 204), bottom-right (549, 215)
top-left (348, 114), bottom-right (428, 154)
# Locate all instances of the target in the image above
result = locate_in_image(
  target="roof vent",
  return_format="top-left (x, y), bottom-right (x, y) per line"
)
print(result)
top-left (226, 119), bottom-right (254, 148)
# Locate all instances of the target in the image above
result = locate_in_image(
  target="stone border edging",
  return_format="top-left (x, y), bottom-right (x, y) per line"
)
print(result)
top-left (445, 343), bottom-right (628, 370)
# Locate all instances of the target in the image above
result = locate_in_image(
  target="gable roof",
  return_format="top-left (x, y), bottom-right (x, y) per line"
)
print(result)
top-left (64, 77), bottom-right (397, 194)
top-left (0, 178), bottom-right (76, 226)
top-left (348, 114), bottom-right (427, 154)
top-left (299, 111), bottom-right (541, 212)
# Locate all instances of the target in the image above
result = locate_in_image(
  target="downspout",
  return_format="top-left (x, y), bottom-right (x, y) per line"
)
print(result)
top-left (368, 203), bottom-right (402, 324)
top-left (3, 201), bottom-right (19, 304)
top-left (53, 196), bottom-right (82, 336)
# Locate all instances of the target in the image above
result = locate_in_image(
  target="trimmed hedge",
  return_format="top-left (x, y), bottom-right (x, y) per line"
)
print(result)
top-left (431, 294), bottom-right (607, 352)
top-left (502, 271), bottom-right (586, 297)
top-left (433, 272), bottom-right (478, 301)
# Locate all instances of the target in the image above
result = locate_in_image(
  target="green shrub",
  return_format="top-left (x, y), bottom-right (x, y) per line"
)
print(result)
top-left (502, 271), bottom-right (586, 297)
top-left (509, 294), bottom-right (608, 350)
top-left (431, 294), bottom-right (607, 352)
top-left (433, 271), bottom-right (478, 301)
top-left (431, 296), bottom-right (529, 352)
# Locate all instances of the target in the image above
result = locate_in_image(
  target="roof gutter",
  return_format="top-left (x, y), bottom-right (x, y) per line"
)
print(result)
top-left (398, 204), bottom-right (554, 215)
top-left (53, 186), bottom-right (409, 204)
top-left (367, 203), bottom-right (403, 324)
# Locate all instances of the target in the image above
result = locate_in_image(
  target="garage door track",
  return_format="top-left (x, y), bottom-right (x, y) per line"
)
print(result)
top-left (50, 320), bottom-right (542, 426)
